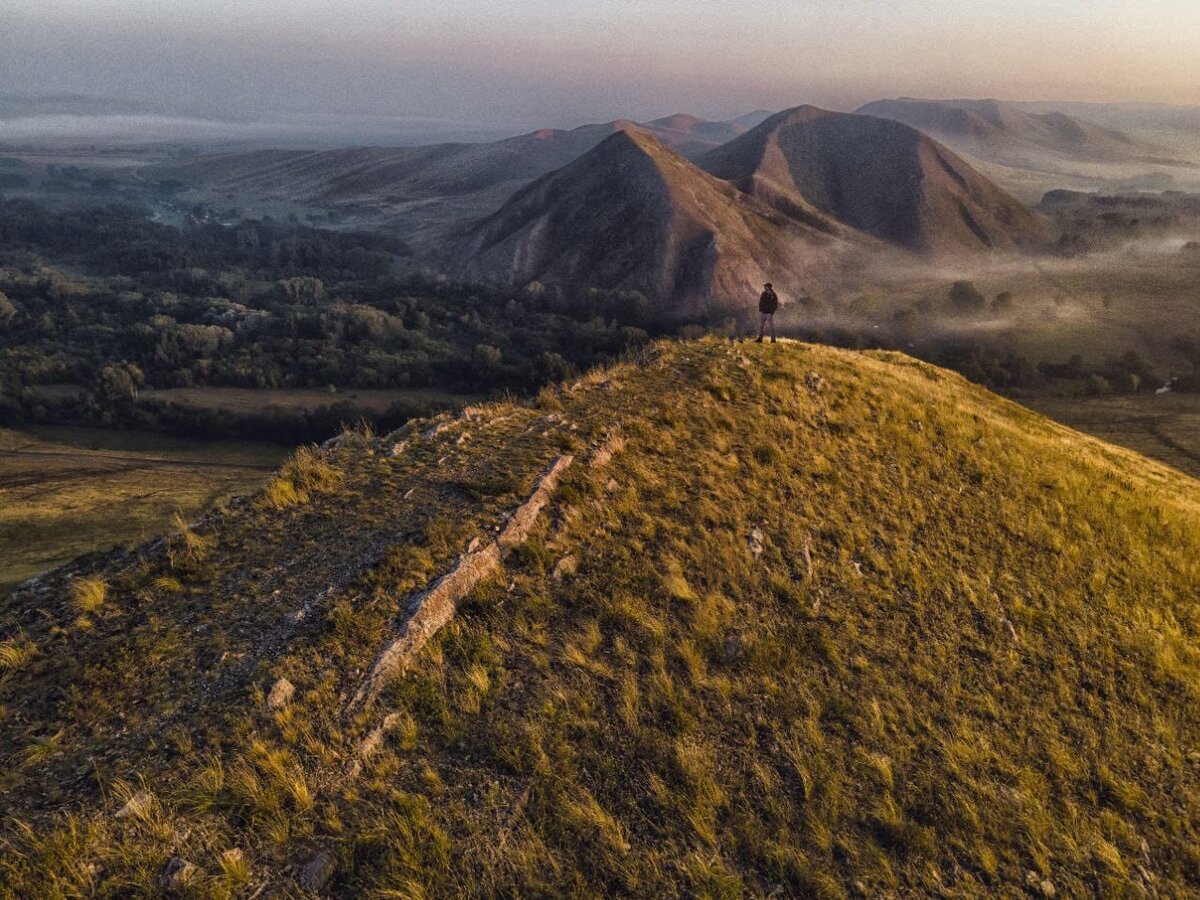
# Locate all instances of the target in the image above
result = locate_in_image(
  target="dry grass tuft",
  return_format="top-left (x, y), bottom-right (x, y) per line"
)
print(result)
top-left (260, 445), bottom-right (344, 509)
top-left (0, 632), bottom-right (37, 672)
top-left (69, 575), bottom-right (108, 614)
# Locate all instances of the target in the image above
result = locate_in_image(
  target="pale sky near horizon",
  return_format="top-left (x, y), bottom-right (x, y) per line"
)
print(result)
top-left (4, 0), bottom-right (1200, 128)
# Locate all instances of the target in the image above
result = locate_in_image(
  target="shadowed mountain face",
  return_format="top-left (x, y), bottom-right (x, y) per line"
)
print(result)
top-left (856, 98), bottom-right (1198, 170)
top-left (700, 106), bottom-right (1049, 254)
top-left (453, 128), bottom-right (862, 312)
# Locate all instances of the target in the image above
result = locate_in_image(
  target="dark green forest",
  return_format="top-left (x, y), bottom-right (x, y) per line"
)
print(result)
top-left (0, 200), bottom-right (660, 442)
top-left (0, 199), bottom-right (1190, 445)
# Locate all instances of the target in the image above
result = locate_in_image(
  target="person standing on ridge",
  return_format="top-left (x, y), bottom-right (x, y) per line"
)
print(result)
top-left (756, 282), bottom-right (779, 343)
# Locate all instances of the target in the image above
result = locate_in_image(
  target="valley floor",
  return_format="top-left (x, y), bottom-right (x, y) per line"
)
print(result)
top-left (1022, 392), bottom-right (1200, 480)
top-left (0, 426), bottom-right (284, 595)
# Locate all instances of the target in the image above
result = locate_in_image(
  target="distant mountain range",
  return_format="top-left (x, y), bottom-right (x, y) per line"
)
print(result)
top-left (453, 107), bottom-right (1047, 307)
top-left (857, 98), bottom-right (1193, 167)
top-left (152, 104), bottom-right (1056, 308)
top-left (157, 114), bottom-right (769, 199)
top-left (149, 112), bottom-right (775, 246)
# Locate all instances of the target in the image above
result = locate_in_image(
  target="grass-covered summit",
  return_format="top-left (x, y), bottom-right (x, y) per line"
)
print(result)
top-left (2, 339), bottom-right (1198, 897)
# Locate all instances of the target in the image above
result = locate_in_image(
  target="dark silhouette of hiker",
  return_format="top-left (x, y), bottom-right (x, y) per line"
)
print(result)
top-left (756, 283), bottom-right (779, 343)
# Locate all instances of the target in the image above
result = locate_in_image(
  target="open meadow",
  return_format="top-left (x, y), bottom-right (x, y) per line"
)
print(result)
top-left (0, 426), bottom-right (284, 595)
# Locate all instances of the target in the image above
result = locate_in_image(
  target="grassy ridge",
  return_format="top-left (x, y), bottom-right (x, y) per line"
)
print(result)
top-left (1, 340), bottom-right (1198, 896)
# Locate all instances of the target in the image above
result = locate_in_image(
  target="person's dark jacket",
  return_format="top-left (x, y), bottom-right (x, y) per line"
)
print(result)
top-left (759, 288), bottom-right (779, 314)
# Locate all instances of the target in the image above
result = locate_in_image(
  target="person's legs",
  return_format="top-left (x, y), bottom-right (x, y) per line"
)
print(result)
top-left (757, 313), bottom-right (767, 341)
top-left (768, 314), bottom-right (777, 342)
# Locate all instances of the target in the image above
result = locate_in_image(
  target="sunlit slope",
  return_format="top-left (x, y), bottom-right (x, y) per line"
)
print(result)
top-left (2, 340), bottom-right (1198, 896)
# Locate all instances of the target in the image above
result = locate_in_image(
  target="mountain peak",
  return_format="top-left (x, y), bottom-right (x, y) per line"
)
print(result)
top-left (700, 105), bottom-right (1048, 254)
top-left (454, 125), bottom-right (863, 308)
top-left (648, 113), bottom-right (706, 131)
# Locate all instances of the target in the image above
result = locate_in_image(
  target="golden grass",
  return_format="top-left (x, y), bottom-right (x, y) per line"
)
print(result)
top-left (259, 446), bottom-right (345, 510)
top-left (0, 633), bottom-right (36, 673)
top-left (69, 576), bottom-right (107, 614)
top-left (1, 340), bottom-right (1198, 896)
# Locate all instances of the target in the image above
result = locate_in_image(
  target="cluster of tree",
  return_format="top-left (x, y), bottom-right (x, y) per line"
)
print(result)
top-left (947, 281), bottom-right (1014, 316)
top-left (1039, 190), bottom-right (1200, 258)
top-left (0, 199), bottom-right (405, 279)
top-left (0, 201), bottom-right (668, 442)
top-left (1035, 350), bottom-right (1168, 394)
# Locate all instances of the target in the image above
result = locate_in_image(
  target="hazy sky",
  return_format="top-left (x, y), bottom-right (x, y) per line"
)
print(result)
top-left (4, 0), bottom-right (1200, 128)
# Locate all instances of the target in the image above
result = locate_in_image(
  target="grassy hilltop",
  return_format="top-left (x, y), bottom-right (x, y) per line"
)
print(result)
top-left (1, 339), bottom-right (1199, 896)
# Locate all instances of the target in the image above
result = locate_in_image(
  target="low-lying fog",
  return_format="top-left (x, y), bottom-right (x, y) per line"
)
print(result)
top-left (0, 111), bottom-right (522, 152)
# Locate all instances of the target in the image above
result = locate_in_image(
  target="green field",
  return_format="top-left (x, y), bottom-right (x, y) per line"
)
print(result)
top-left (0, 426), bottom-right (285, 596)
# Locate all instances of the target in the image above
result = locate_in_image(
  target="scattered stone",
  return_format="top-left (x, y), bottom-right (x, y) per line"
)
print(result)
top-left (804, 371), bottom-right (827, 393)
top-left (552, 555), bottom-right (578, 580)
top-left (723, 635), bottom-right (744, 661)
top-left (1039, 879), bottom-right (1056, 897)
top-left (605, 478), bottom-right (619, 493)
top-left (404, 488), bottom-right (416, 500)
top-left (802, 535), bottom-right (815, 583)
top-left (359, 713), bottom-right (402, 761)
top-left (909, 419), bottom-right (924, 433)
top-left (115, 790), bottom-right (154, 820)
top-left (267, 677), bottom-right (295, 711)
top-left (350, 456), bottom-right (574, 712)
top-left (747, 526), bottom-right (765, 557)
top-left (158, 857), bottom-right (201, 892)
top-left (456, 432), bottom-right (470, 446)
top-left (221, 848), bottom-right (247, 868)
top-left (1001, 618), bottom-right (1020, 644)
top-left (590, 431), bottom-right (626, 470)
top-left (467, 537), bottom-right (483, 553)
top-left (387, 440), bottom-right (409, 458)
top-left (298, 850), bottom-right (337, 892)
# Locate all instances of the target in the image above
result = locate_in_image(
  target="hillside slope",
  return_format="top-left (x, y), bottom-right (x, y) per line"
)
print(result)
top-left (146, 113), bottom-right (763, 247)
top-left (454, 129), bottom-right (863, 310)
top-left (2, 341), bottom-right (1199, 896)
top-left (700, 106), bottom-right (1049, 254)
